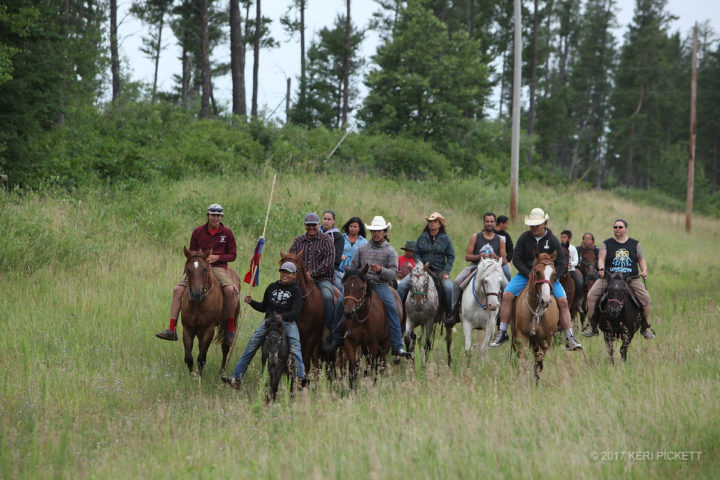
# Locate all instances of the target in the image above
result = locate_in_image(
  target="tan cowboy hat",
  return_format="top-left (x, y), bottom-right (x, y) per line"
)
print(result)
top-left (524, 207), bottom-right (549, 226)
top-left (425, 211), bottom-right (447, 229)
top-left (365, 216), bottom-right (392, 231)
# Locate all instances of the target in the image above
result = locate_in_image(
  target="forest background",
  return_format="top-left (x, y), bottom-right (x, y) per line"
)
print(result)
top-left (1, 0), bottom-right (720, 214)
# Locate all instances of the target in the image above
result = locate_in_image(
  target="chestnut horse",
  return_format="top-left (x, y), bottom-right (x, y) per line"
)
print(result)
top-left (180, 247), bottom-right (239, 377)
top-left (341, 265), bottom-right (400, 389)
top-left (279, 250), bottom-right (338, 377)
top-left (576, 246), bottom-right (598, 328)
top-left (597, 273), bottom-right (642, 364)
top-left (511, 252), bottom-right (559, 383)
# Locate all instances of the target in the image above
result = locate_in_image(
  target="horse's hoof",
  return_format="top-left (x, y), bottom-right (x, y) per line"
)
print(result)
top-left (190, 371), bottom-right (200, 377)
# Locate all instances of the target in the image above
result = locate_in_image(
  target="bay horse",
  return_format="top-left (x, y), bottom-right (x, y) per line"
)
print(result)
top-left (403, 261), bottom-right (444, 362)
top-left (597, 273), bottom-right (642, 364)
top-left (559, 245), bottom-right (579, 327)
top-left (279, 250), bottom-right (338, 378)
top-left (576, 246), bottom-right (598, 328)
top-left (458, 258), bottom-right (506, 361)
top-left (180, 247), bottom-right (239, 377)
top-left (510, 252), bottom-right (559, 383)
top-left (341, 265), bottom-right (400, 389)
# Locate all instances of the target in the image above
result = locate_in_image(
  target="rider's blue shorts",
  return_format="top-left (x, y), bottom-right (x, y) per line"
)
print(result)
top-left (506, 273), bottom-right (566, 298)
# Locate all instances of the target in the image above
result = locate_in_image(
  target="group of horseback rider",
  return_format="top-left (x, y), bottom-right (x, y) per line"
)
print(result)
top-left (156, 203), bottom-right (656, 386)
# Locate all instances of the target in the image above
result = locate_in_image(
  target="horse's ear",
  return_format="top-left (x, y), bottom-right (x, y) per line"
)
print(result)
top-left (534, 251), bottom-right (540, 260)
top-left (204, 248), bottom-right (213, 258)
top-left (422, 262), bottom-right (430, 271)
top-left (184, 246), bottom-right (191, 258)
top-left (361, 264), bottom-right (369, 276)
top-left (550, 251), bottom-right (557, 260)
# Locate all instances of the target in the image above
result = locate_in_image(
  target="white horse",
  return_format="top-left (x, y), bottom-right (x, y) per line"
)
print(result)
top-left (403, 261), bottom-right (446, 362)
top-left (459, 258), bottom-right (507, 358)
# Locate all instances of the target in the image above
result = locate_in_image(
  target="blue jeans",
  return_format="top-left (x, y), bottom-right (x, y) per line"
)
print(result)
top-left (502, 263), bottom-right (511, 282)
top-left (331, 284), bottom-right (404, 352)
top-left (333, 270), bottom-right (344, 292)
top-left (232, 319), bottom-right (305, 380)
top-left (318, 280), bottom-right (335, 329)
top-left (398, 273), bottom-right (453, 312)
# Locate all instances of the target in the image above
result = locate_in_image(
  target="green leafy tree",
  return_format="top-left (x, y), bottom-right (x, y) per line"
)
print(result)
top-left (130, 0), bottom-right (174, 103)
top-left (360, 0), bottom-right (491, 157)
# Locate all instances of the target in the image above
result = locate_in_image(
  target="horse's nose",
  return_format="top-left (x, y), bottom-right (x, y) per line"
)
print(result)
top-left (488, 304), bottom-right (499, 311)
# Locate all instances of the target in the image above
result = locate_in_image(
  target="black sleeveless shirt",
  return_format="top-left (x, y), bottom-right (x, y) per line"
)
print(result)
top-left (473, 232), bottom-right (502, 265)
top-left (603, 237), bottom-right (639, 276)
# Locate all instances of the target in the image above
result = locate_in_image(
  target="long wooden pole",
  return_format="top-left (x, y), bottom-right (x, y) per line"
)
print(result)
top-left (224, 173), bottom-right (277, 370)
top-left (685, 24), bottom-right (698, 233)
top-left (510, 0), bottom-right (521, 222)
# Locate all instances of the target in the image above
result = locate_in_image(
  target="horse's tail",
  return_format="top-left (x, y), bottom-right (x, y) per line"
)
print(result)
top-left (213, 315), bottom-right (228, 344)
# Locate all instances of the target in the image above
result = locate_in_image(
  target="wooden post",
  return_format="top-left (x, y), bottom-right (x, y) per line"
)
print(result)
top-left (686, 24), bottom-right (698, 233)
top-left (510, 0), bottom-right (521, 222)
top-left (286, 77), bottom-right (291, 124)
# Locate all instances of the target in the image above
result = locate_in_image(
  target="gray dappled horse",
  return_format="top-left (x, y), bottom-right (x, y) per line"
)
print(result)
top-left (403, 262), bottom-right (445, 362)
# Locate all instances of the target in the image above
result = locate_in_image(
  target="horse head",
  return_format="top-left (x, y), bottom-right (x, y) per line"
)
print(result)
top-left (579, 247), bottom-right (597, 280)
top-left (183, 246), bottom-right (213, 302)
top-left (408, 261), bottom-right (431, 303)
top-left (606, 273), bottom-right (629, 318)
top-left (341, 264), bottom-right (369, 317)
top-left (476, 258), bottom-right (504, 311)
top-left (531, 252), bottom-right (557, 309)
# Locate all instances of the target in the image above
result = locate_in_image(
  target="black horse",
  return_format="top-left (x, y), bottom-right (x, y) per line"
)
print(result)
top-left (261, 316), bottom-right (292, 401)
top-left (597, 273), bottom-right (642, 364)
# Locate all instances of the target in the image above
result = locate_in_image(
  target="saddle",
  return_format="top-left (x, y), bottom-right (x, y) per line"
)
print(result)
top-left (427, 269), bottom-right (450, 313)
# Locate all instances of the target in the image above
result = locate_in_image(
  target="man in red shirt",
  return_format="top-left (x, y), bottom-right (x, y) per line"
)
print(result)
top-left (397, 240), bottom-right (416, 280)
top-left (156, 204), bottom-right (239, 343)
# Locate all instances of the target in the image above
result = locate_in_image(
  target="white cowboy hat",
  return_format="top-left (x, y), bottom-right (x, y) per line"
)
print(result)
top-left (365, 216), bottom-right (392, 231)
top-left (524, 207), bottom-right (549, 226)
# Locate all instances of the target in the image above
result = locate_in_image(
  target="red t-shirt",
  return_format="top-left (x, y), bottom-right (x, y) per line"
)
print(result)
top-left (397, 256), bottom-right (416, 279)
top-left (189, 222), bottom-right (237, 269)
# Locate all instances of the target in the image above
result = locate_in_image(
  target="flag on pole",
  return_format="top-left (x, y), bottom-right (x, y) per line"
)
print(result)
top-left (244, 237), bottom-right (265, 286)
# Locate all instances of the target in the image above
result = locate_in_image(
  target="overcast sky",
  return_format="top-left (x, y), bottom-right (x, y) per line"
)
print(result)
top-left (117, 0), bottom-right (719, 123)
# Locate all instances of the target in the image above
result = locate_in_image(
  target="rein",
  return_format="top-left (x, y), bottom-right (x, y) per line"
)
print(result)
top-left (470, 265), bottom-right (500, 310)
top-left (343, 277), bottom-right (371, 322)
top-left (409, 270), bottom-right (429, 304)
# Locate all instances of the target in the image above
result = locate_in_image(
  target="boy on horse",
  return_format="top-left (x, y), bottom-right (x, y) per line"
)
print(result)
top-left (222, 262), bottom-right (309, 388)
top-left (289, 213), bottom-right (336, 335)
top-left (449, 212), bottom-right (507, 326)
top-left (324, 216), bottom-right (411, 359)
top-left (490, 208), bottom-right (583, 351)
top-left (583, 219), bottom-right (655, 339)
top-left (156, 203), bottom-right (239, 343)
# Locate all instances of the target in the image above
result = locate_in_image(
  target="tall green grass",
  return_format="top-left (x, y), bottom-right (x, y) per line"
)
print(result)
top-left (1, 173), bottom-right (719, 479)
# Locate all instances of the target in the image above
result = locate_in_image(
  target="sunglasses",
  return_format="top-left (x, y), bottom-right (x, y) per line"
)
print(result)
top-left (613, 225), bottom-right (624, 229)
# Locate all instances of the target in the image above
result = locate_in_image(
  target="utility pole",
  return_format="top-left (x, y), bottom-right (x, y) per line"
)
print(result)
top-left (686, 24), bottom-right (698, 233)
top-left (510, 0), bottom-right (522, 222)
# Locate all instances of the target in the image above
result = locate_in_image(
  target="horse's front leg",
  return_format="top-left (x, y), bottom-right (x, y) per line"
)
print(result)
top-left (604, 333), bottom-right (615, 365)
top-left (344, 341), bottom-right (359, 389)
top-left (196, 327), bottom-right (215, 378)
top-left (182, 326), bottom-right (194, 374)
top-left (445, 321), bottom-right (453, 367)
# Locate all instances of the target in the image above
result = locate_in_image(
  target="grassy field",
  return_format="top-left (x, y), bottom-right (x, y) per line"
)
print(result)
top-left (1, 172), bottom-right (719, 479)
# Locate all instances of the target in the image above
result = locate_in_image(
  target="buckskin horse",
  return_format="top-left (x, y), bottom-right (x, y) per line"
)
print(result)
top-left (180, 247), bottom-right (239, 377)
top-left (279, 250), bottom-right (338, 378)
top-left (597, 273), bottom-right (642, 364)
top-left (341, 265), bottom-right (400, 389)
top-left (403, 261), bottom-right (444, 362)
top-left (511, 252), bottom-right (559, 383)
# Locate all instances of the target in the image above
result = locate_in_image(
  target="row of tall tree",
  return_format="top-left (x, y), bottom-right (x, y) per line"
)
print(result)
top-left (1, 0), bottom-right (719, 197)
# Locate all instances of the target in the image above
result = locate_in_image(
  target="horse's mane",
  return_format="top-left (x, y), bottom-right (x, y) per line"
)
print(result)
top-left (534, 252), bottom-right (555, 265)
top-left (343, 268), bottom-right (366, 281)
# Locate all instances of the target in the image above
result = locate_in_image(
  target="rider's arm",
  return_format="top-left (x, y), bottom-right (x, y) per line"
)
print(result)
top-left (597, 244), bottom-right (607, 278)
top-left (465, 233), bottom-right (479, 263)
top-left (499, 236), bottom-right (507, 265)
top-left (443, 237), bottom-right (455, 277)
top-left (637, 244), bottom-right (647, 277)
top-left (218, 230), bottom-right (237, 264)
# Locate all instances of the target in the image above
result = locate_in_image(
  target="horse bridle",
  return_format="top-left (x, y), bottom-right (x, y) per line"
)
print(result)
top-left (186, 255), bottom-right (214, 302)
top-left (409, 270), bottom-right (429, 304)
top-left (342, 277), bottom-right (370, 321)
top-left (471, 264), bottom-right (500, 310)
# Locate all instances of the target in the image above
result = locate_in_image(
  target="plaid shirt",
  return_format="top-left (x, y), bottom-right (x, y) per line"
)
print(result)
top-left (289, 233), bottom-right (335, 283)
top-left (349, 240), bottom-right (398, 285)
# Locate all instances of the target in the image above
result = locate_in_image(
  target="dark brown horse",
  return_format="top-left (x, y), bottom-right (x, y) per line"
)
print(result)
top-left (597, 273), bottom-right (642, 364)
top-left (279, 250), bottom-right (338, 377)
top-left (180, 247), bottom-right (239, 377)
top-left (341, 265), bottom-right (400, 389)
top-left (511, 252), bottom-right (559, 383)
top-left (576, 246), bottom-right (598, 328)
